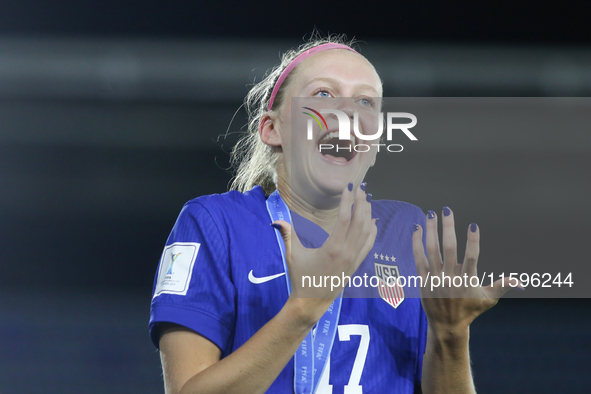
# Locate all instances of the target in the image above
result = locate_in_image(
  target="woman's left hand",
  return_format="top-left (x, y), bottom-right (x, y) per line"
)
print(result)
top-left (411, 207), bottom-right (522, 334)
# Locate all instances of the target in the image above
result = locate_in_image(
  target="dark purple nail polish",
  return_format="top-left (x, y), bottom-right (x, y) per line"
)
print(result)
top-left (443, 206), bottom-right (451, 217)
top-left (348, 182), bottom-right (353, 192)
top-left (516, 286), bottom-right (526, 291)
top-left (360, 182), bottom-right (367, 191)
top-left (470, 223), bottom-right (477, 233)
top-left (366, 193), bottom-right (372, 202)
top-left (414, 223), bottom-right (419, 232)
top-left (428, 210), bottom-right (435, 219)
top-left (271, 223), bottom-right (282, 230)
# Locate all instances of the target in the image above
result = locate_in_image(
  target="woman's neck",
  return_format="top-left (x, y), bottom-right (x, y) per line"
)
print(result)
top-left (276, 181), bottom-right (340, 235)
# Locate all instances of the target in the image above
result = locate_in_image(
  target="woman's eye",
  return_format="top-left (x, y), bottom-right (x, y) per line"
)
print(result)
top-left (314, 90), bottom-right (331, 98)
top-left (360, 98), bottom-right (374, 107)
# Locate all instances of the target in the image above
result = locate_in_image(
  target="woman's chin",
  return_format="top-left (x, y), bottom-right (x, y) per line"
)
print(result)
top-left (312, 156), bottom-right (364, 191)
top-left (312, 176), bottom-right (353, 198)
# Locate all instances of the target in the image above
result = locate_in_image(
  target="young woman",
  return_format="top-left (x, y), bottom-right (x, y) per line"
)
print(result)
top-left (149, 36), bottom-right (516, 394)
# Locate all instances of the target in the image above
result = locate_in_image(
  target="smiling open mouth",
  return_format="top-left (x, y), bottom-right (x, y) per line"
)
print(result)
top-left (317, 131), bottom-right (357, 162)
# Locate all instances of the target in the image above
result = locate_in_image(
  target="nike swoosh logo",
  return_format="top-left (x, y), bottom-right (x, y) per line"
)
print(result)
top-left (248, 270), bottom-right (286, 284)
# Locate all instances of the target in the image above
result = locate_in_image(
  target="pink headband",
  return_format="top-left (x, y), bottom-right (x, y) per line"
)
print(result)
top-left (267, 43), bottom-right (360, 110)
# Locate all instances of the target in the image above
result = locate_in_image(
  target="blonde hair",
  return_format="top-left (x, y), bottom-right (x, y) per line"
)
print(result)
top-left (229, 33), bottom-right (357, 195)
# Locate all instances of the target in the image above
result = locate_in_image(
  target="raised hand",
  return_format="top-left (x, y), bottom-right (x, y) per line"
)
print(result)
top-left (412, 207), bottom-right (522, 332)
top-left (272, 183), bottom-right (377, 319)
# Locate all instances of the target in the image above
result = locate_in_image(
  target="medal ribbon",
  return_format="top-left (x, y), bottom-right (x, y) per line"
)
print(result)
top-left (266, 190), bottom-right (342, 394)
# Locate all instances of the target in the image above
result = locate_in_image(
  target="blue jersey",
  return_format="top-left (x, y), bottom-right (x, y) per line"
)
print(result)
top-left (150, 186), bottom-right (428, 393)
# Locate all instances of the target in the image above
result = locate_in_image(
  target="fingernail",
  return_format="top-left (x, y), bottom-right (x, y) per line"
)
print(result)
top-left (428, 210), bottom-right (435, 219)
top-left (366, 193), bottom-right (372, 202)
top-left (516, 286), bottom-right (525, 291)
top-left (443, 206), bottom-right (451, 217)
top-left (360, 182), bottom-right (367, 191)
top-left (413, 223), bottom-right (419, 232)
top-left (271, 223), bottom-right (282, 230)
top-left (348, 182), bottom-right (353, 192)
top-left (470, 223), bottom-right (477, 233)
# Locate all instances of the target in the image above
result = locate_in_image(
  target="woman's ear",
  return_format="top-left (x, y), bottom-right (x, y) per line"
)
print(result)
top-left (259, 113), bottom-right (282, 147)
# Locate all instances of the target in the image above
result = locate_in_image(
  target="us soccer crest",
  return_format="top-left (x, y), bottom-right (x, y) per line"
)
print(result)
top-left (374, 262), bottom-right (405, 309)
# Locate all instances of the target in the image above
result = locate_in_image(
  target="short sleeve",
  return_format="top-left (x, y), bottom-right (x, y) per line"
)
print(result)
top-left (149, 201), bottom-right (236, 356)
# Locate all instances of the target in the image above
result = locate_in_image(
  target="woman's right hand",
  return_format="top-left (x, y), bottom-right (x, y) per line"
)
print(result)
top-left (273, 183), bottom-right (377, 323)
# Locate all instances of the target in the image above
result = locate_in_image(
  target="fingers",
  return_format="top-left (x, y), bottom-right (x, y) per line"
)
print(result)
top-left (486, 276), bottom-right (524, 300)
top-left (347, 183), bottom-right (376, 271)
top-left (462, 223), bottom-right (480, 277)
top-left (329, 182), bottom-right (355, 243)
top-left (347, 183), bottom-right (373, 253)
top-left (271, 220), bottom-right (303, 267)
top-left (441, 206), bottom-right (458, 273)
top-left (355, 218), bottom-right (378, 267)
top-left (412, 224), bottom-right (429, 279)
top-left (328, 182), bottom-right (373, 259)
top-left (424, 209), bottom-right (483, 288)
top-left (425, 210), bottom-right (442, 274)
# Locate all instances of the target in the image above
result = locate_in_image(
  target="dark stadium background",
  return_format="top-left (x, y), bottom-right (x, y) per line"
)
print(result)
top-left (1, 1), bottom-right (590, 393)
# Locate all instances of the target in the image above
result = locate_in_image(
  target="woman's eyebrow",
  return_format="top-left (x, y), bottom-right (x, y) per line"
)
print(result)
top-left (305, 77), bottom-right (380, 95)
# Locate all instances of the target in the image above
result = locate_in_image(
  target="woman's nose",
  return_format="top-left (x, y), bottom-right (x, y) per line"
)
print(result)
top-left (335, 98), bottom-right (356, 119)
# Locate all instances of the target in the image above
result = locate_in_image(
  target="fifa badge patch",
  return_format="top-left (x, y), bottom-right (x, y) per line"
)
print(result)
top-left (154, 242), bottom-right (200, 297)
